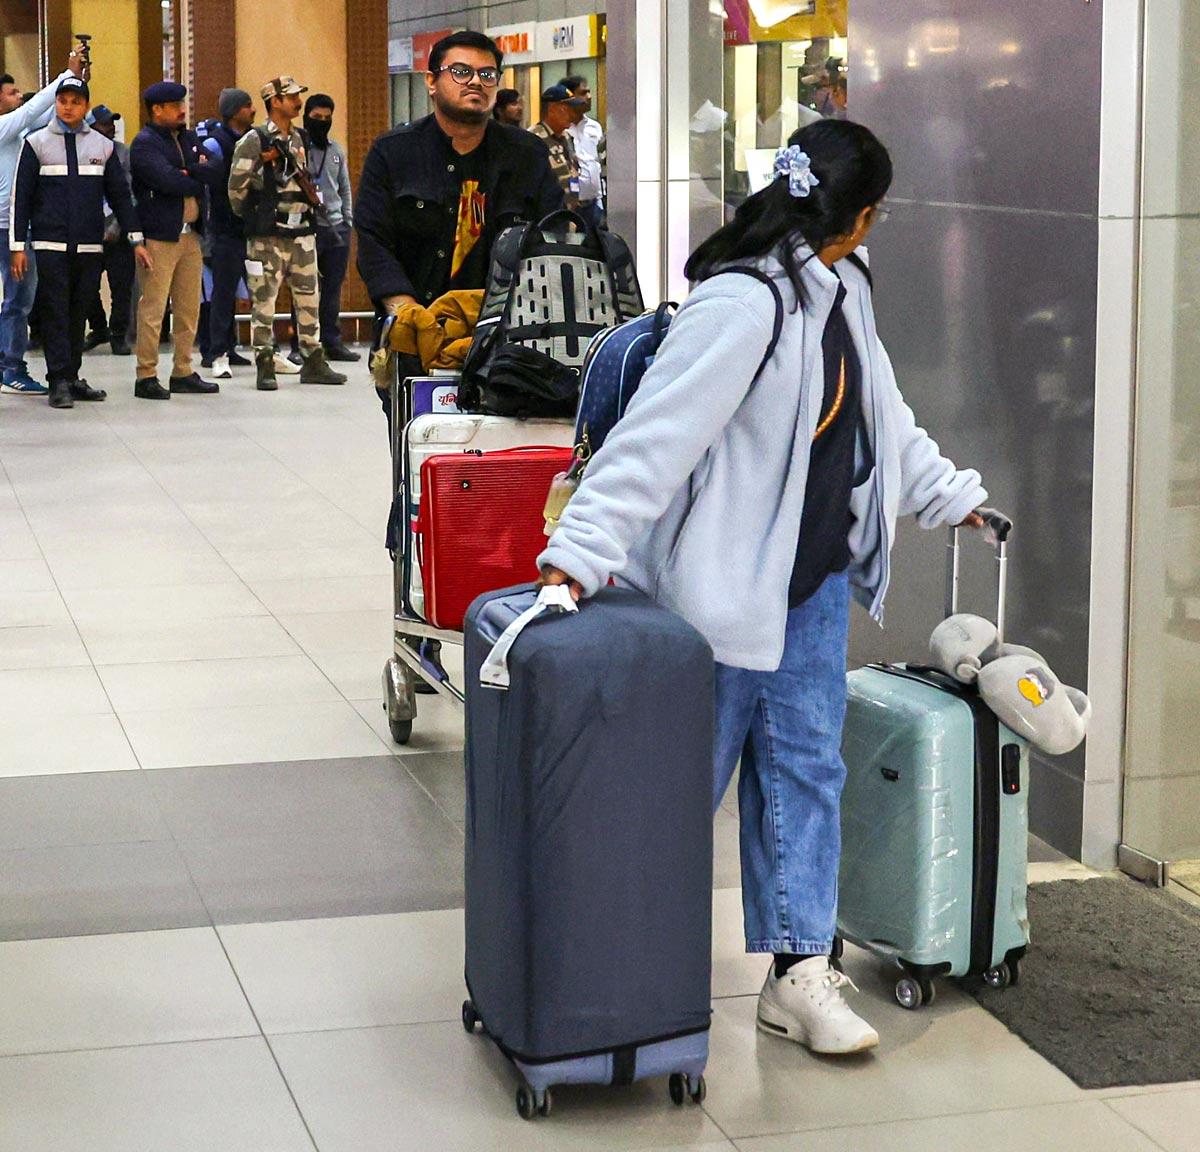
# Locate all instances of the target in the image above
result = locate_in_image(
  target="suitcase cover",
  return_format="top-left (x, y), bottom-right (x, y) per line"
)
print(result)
top-left (463, 585), bottom-right (714, 1065)
top-left (838, 665), bottom-right (1030, 977)
top-left (418, 448), bottom-right (573, 631)
top-left (401, 414), bottom-right (574, 621)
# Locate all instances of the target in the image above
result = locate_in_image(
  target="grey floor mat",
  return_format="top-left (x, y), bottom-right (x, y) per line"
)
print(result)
top-left (969, 876), bottom-right (1200, 1089)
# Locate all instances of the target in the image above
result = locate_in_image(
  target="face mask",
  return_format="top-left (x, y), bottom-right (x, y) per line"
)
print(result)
top-left (304, 116), bottom-right (331, 147)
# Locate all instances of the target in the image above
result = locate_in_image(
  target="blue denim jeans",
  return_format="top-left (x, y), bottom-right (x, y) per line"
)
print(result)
top-left (713, 570), bottom-right (851, 954)
top-left (0, 234), bottom-right (37, 378)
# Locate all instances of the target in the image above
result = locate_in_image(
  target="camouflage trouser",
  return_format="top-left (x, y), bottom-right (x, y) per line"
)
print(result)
top-left (245, 234), bottom-right (320, 353)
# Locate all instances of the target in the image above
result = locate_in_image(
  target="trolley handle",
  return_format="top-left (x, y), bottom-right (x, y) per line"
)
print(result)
top-left (945, 507), bottom-right (1013, 642)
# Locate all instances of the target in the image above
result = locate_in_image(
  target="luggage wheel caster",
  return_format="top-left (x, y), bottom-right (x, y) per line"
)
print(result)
top-left (830, 935), bottom-right (845, 973)
top-left (382, 659), bottom-right (415, 745)
top-left (895, 975), bottom-right (935, 1010)
top-left (983, 959), bottom-right (1017, 990)
top-left (669, 1072), bottom-right (706, 1106)
top-left (461, 999), bottom-right (479, 1034)
top-left (516, 1084), bottom-right (551, 1120)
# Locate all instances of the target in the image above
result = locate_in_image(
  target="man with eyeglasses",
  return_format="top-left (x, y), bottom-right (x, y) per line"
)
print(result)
top-left (356, 30), bottom-right (561, 324)
top-left (356, 30), bottom-right (561, 691)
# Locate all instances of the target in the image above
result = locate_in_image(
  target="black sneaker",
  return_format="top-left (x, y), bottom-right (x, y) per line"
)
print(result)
top-left (69, 379), bottom-right (107, 401)
top-left (228, 349), bottom-right (252, 366)
top-left (134, 377), bottom-right (171, 400)
top-left (83, 329), bottom-right (109, 352)
top-left (110, 338), bottom-right (132, 356)
top-left (48, 381), bottom-right (74, 409)
top-left (324, 342), bottom-right (362, 363)
top-left (169, 373), bottom-right (220, 395)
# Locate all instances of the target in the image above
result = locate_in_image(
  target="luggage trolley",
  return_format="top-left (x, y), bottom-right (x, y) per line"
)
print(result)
top-left (380, 368), bottom-right (576, 743)
top-left (382, 370), bottom-right (469, 745)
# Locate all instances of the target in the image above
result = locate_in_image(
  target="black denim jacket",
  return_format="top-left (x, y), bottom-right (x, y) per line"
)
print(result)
top-left (355, 115), bottom-right (563, 307)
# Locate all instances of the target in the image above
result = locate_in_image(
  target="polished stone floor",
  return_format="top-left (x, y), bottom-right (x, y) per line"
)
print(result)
top-left (0, 348), bottom-right (1195, 1150)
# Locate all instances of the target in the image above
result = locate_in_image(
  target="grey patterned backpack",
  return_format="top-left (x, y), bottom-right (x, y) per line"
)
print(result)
top-left (458, 209), bottom-right (643, 417)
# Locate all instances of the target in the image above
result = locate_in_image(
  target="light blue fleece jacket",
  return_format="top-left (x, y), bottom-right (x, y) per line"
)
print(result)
top-left (0, 71), bottom-right (72, 230)
top-left (538, 247), bottom-right (987, 671)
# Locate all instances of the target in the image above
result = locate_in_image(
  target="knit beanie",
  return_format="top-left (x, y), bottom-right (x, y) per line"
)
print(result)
top-left (218, 88), bottom-right (252, 119)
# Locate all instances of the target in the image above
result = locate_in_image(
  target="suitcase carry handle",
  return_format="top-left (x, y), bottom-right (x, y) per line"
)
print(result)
top-left (479, 585), bottom-right (578, 690)
top-left (946, 507), bottom-right (1013, 642)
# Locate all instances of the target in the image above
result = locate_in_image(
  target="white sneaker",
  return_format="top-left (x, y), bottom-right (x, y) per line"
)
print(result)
top-left (211, 354), bottom-right (232, 379)
top-left (273, 353), bottom-right (300, 375)
top-left (756, 957), bottom-right (880, 1054)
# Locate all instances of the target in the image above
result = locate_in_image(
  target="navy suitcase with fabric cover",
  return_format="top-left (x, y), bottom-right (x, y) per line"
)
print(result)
top-left (461, 584), bottom-right (714, 1120)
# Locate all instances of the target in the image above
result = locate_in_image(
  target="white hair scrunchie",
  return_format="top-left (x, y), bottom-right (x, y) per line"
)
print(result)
top-left (773, 145), bottom-right (821, 198)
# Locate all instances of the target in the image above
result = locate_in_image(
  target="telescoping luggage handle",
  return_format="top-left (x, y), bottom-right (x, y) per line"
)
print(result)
top-left (479, 584), bottom-right (578, 690)
top-left (946, 507), bottom-right (1013, 642)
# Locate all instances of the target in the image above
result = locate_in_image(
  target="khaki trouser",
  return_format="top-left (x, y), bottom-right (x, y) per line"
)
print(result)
top-left (135, 231), bottom-right (203, 379)
top-left (246, 233), bottom-right (320, 353)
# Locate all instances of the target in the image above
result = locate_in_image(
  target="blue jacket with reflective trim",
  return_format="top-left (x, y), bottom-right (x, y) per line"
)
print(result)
top-left (10, 120), bottom-right (142, 253)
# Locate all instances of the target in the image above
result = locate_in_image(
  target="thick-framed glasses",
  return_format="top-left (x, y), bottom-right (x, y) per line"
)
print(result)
top-left (434, 63), bottom-right (501, 87)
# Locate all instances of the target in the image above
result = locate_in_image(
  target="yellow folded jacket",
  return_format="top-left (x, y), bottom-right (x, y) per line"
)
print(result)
top-left (388, 289), bottom-right (484, 371)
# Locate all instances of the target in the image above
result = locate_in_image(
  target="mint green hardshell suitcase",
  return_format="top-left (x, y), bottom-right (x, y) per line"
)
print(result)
top-left (836, 519), bottom-right (1030, 1009)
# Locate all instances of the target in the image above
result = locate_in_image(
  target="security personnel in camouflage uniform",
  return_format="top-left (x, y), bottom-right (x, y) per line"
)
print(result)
top-left (227, 75), bottom-right (345, 390)
top-left (529, 85), bottom-right (586, 213)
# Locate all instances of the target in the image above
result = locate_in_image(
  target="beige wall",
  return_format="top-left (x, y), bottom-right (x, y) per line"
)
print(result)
top-left (234, 0), bottom-right (346, 126)
top-left (4, 33), bottom-right (40, 89)
top-left (71, 0), bottom-right (140, 132)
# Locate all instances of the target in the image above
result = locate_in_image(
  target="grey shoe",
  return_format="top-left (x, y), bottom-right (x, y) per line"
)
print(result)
top-left (299, 347), bottom-right (347, 385)
top-left (256, 351), bottom-right (278, 392)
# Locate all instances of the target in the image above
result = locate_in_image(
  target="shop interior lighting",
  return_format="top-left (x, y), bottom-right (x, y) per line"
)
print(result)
top-left (748, 0), bottom-right (813, 29)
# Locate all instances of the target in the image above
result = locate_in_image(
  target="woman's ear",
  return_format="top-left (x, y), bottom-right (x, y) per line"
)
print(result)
top-left (854, 205), bottom-right (875, 241)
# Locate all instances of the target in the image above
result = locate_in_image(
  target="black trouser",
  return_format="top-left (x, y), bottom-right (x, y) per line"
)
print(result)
top-left (86, 240), bottom-right (135, 339)
top-left (291, 223), bottom-right (351, 351)
top-left (37, 250), bottom-right (103, 385)
top-left (208, 232), bottom-right (245, 358)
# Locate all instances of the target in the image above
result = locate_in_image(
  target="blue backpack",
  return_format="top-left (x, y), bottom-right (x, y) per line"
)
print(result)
top-left (572, 266), bottom-right (785, 465)
top-left (541, 267), bottom-right (785, 536)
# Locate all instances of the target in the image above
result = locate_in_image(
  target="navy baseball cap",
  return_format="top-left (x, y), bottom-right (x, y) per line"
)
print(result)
top-left (143, 80), bottom-right (187, 105)
top-left (541, 84), bottom-right (587, 107)
top-left (57, 76), bottom-right (90, 102)
top-left (88, 104), bottom-right (120, 125)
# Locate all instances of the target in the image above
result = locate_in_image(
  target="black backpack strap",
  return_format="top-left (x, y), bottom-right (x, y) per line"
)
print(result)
top-left (725, 266), bottom-right (784, 382)
top-left (599, 229), bottom-right (645, 320)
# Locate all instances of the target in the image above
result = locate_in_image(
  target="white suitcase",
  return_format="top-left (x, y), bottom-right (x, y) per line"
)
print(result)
top-left (402, 414), bottom-right (576, 621)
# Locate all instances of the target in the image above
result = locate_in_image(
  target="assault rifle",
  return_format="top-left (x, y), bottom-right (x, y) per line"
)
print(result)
top-left (261, 129), bottom-right (328, 222)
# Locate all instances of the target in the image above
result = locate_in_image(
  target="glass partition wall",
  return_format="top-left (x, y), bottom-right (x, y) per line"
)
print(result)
top-left (1124, 1), bottom-right (1200, 891)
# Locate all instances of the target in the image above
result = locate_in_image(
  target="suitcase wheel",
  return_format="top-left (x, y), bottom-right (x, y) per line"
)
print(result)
top-left (461, 1000), bottom-right (479, 1034)
top-left (895, 974), bottom-right (936, 1010)
top-left (516, 1083), bottom-right (552, 1120)
top-left (982, 957), bottom-right (1020, 990)
top-left (669, 1072), bottom-right (706, 1106)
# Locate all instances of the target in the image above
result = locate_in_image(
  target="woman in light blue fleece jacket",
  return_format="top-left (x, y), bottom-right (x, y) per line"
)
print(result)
top-left (541, 121), bottom-right (991, 1055)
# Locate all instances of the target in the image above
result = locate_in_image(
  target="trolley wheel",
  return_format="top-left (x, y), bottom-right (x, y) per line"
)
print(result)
top-left (461, 1000), bottom-right (478, 1034)
top-left (516, 1084), bottom-right (538, 1121)
top-left (895, 975), bottom-right (934, 1010)
top-left (669, 1072), bottom-right (687, 1106)
top-left (830, 935), bottom-right (845, 972)
top-left (690, 1075), bottom-right (707, 1104)
top-left (538, 1087), bottom-right (553, 1118)
top-left (388, 717), bottom-right (413, 745)
top-left (983, 963), bottom-right (1012, 990)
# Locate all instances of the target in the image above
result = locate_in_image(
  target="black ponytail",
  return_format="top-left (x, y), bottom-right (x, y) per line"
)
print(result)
top-left (685, 119), bottom-right (893, 300)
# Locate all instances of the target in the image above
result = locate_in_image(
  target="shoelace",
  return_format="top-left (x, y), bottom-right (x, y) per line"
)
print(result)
top-left (790, 965), bottom-right (859, 1009)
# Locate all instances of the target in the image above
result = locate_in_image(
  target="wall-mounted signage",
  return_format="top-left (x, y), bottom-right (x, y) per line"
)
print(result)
top-left (388, 36), bottom-right (414, 74)
top-left (412, 28), bottom-right (457, 73)
top-left (486, 22), bottom-right (538, 65)
top-left (534, 15), bottom-right (602, 61)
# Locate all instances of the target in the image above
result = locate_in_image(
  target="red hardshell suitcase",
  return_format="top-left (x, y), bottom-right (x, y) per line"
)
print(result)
top-left (417, 447), bottom-right (575, 631)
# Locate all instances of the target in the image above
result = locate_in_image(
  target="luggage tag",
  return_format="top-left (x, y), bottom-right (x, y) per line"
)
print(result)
top-left (480, 585), bottom-right (578, 690)
top-left (542, 445), bottom-right (589, 536)
top-left (286, 209), bottom-right (305, 228)
top-left (369, 316), bottom-right (396, 391)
